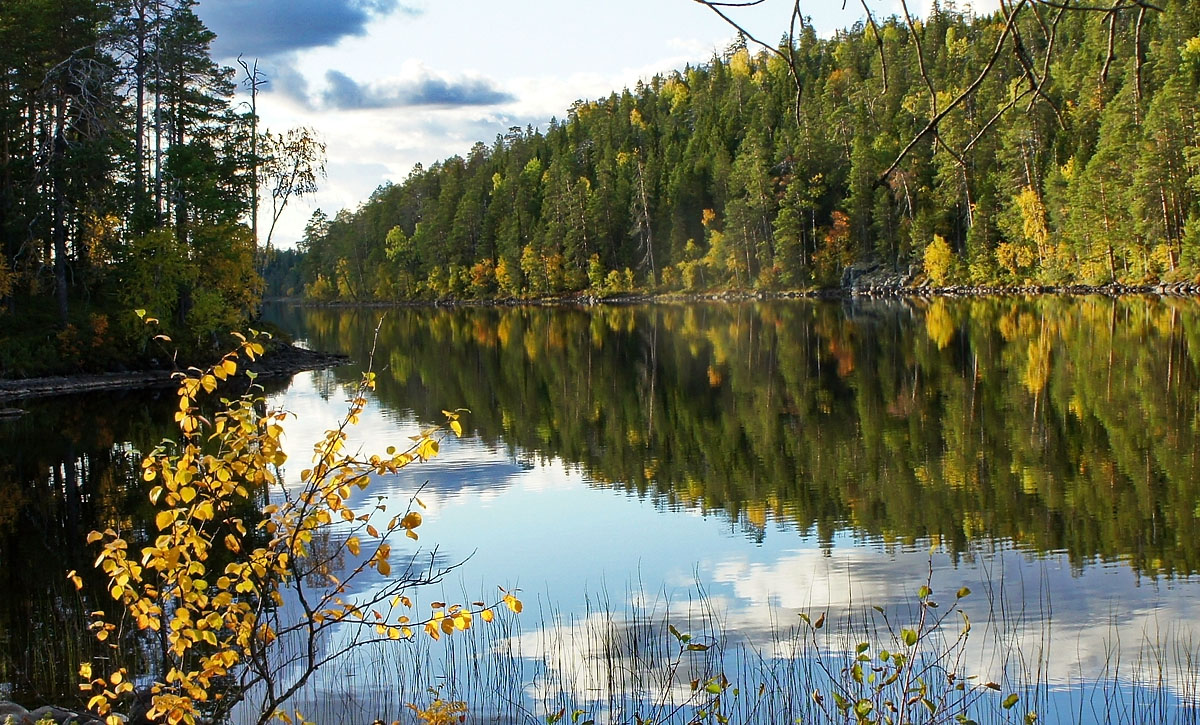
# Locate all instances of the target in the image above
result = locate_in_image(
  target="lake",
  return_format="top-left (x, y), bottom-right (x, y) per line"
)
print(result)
top-left (3, 297), bottom-right (1199, 724)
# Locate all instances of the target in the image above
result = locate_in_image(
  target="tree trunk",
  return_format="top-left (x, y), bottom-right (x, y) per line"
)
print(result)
top-left (53, 98), bottom-right (69, 327)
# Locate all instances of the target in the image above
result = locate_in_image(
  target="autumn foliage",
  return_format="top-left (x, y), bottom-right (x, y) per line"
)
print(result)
top-left (72, 322), bottom-right (519, 725)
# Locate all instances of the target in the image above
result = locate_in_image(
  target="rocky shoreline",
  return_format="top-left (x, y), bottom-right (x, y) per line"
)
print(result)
top-left (268, 272), bottom-right (1200, 309)
top-left (0, 344), bottom-right (349, 407)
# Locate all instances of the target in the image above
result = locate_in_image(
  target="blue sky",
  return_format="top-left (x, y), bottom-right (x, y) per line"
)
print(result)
top-left (195, 0), bottom-right (1000, 248)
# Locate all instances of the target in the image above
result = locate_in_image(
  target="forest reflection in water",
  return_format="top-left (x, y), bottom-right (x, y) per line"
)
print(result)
top-left (270, 296), bottom-right (1200, 577)
top-left (3, 296), bottom-right (1199, 720)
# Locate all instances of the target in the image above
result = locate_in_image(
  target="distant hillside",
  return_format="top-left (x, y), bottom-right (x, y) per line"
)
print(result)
top-left (286, 2), bottom-right (1200, 301)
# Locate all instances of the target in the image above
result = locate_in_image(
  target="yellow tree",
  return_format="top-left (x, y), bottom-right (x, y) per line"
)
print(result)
top-left (74, 320), bottom-right (519, 725)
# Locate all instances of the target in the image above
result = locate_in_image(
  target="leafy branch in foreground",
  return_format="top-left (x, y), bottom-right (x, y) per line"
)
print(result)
top-left (70, 322), bottom-right (520, 725)
top-left (801, 564), bottom-right (1030, 725)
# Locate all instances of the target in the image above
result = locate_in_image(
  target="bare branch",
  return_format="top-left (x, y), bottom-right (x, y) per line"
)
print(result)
top-left (692, 0), bottom-right (806, 126)
top-left (882, 0), bottom-right (1029, 180)
top-left (853, 0), bottom-right (889, 95)
top-left (1100, 0), bottom-right (1124, 83)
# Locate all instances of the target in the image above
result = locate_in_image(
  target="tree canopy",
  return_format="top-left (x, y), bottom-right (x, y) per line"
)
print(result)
top-left (0, 0), bottom-right (318, 375)
top-left (288, 1), bottom-right (1200, 302)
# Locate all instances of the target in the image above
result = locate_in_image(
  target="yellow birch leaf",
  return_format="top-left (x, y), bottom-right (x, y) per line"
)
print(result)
top-left (346, 537), bottom-right (360, 556)
top-left (155, 510), bottom-right (175, 531)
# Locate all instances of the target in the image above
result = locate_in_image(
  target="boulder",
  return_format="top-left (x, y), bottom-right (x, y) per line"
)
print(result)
top-left (26, 706), bottom-right (97, 725)
top-left (841, 262), bottom-right (880, 290)
top-left (0, 702), bottom-right (31, 725)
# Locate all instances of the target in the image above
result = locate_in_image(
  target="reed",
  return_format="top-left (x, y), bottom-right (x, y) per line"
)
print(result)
top-left (238, 571), bottom-right (1200, 725)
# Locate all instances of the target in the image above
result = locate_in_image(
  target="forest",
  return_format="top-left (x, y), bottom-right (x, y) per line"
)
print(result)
top-left (288, 1), bottom-right (1200, 302)
top-left (0, 0), bottom-right (319, 375)
top-left (4, 1), bottom-right (1200, 371)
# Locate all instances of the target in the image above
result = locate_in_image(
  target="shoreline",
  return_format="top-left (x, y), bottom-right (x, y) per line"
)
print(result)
top-left (5, 283), bottom-right (1197, 405)
top-left (0, 344), bottom-right (349, 406)
top-left (265, 279), bottom-right (1200, 308)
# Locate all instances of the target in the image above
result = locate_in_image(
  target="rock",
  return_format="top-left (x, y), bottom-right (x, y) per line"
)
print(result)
top-left (841, 262), bottom-right (881, 290)
top-left (26, 706), bottom-right (87, 725)
top-left (0, 702), bottom-right (31, 725)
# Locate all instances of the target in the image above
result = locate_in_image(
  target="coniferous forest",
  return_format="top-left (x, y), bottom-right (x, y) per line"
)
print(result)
top-left (0, 0), bottom-right (322, 375)
top-left (3, 1), bottom-right (1200, 373)
top-left (288, 1), bottom-right (1200, 301)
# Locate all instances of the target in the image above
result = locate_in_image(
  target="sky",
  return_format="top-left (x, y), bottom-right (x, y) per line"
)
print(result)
top-left (194, 0), bottom-right (1001, 249)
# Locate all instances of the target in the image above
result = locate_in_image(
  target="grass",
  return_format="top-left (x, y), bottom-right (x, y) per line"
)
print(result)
top-left (228, 571), bottom-right (1200, 725)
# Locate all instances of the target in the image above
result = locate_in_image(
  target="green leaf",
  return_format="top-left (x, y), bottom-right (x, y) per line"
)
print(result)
top-left (1003, 694), bottom-right (1020, 710)
top-left (918, 585), bottom-right (932, 599)
top-left (957, 586), bottom-right (972, 599)
top-left (902, 628), bottom-right (918, 647)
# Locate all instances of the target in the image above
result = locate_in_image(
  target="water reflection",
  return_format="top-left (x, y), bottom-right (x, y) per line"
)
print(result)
top-left (3, 297), bottom-right (1199, 722)
top-left (267, 361), bottom-right (1200, 722)
top-left (267, 297), bottom-right (1200, 577)
top-left (0, 392), bottom-right (175, 704)
top-left (0, 384), bottom-right (287, 708)
top-left (258, 298), bottom-right (1200, 721)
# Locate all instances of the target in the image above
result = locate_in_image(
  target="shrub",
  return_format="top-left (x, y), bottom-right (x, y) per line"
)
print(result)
top-left (74, 324), bottom-right (519, 725)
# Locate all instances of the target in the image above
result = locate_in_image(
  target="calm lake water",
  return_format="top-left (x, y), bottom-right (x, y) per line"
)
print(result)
top-left (3, 297), bottom-right (1199, 723)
